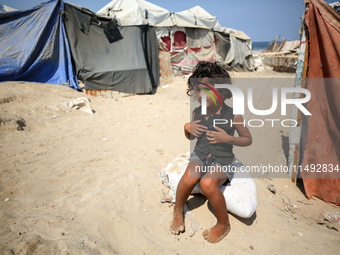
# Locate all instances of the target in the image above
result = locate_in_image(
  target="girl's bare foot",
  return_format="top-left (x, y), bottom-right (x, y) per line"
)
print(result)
top-left (203, 224), bottom-right (231, 243)
top-left (170, 207), bottom-right (185, 235)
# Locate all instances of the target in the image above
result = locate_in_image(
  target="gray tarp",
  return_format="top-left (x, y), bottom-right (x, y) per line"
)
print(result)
top-left (214, 32), bottom-right (231, 63)
top-left (64, 3), bottom-right (159, 93)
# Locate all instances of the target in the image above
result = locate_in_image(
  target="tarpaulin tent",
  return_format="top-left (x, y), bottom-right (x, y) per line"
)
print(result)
top-left (288, 0), bottom-right (340, 205)
top-left (0, 4), bottom-right (17, 13)
top-left (97, 0), bottom-right (254, 76)
top-left (0, 0), bottom-right (79, 90)
top-left (97, 0), bottom-right (174, 27)
top-left (64, 2), bottom-right (159, 93)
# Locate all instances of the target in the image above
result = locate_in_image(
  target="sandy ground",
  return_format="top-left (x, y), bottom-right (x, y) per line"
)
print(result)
top-left (0, 70), bottom-right (339, 255)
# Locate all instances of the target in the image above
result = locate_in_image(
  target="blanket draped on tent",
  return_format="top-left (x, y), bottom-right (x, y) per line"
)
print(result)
top-left (301, 0), bottom-right (340, 205)
top-left (0, 0), bottom-right (79, 89)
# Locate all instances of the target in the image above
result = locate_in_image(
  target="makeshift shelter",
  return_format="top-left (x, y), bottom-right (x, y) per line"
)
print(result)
top-left (329, 1), bottom-right (340, 13)
top-left (97, 0), bottom-right (254, 76)
top-left (97, 0), bottom-right (174, 27)
top-left (64, 2), bottom-right (159, 93)
top-left (0, 4), bottom-right (17, 13)
top-left (288, 0), bottom-right (340, 205)
top-left (0, 0), bottom-right (79, 90)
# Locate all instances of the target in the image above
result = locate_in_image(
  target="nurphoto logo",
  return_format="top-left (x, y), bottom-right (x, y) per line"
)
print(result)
top-left (200, 83), bottom-right (312, 128)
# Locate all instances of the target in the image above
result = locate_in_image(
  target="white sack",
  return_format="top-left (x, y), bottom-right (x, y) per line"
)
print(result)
top-left (159, 152), bottom-right (257, 218)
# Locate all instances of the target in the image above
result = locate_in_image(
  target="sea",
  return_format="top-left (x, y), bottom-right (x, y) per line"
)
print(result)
top-left (252, 41), bottom-right (271, 54)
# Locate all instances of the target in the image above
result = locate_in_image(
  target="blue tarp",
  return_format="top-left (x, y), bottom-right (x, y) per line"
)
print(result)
top-left (0, 0), bottom-right (79, 90)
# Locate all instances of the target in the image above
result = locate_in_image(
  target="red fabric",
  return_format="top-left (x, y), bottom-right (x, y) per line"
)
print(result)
top-left (173, 31), bottom-right (186, 48)
top-left (189, 47), bottom-right (200, 53)
top-left (161, 36), bottom-right (171, 51)
top-left (302, 0), bottom-right (340, 205)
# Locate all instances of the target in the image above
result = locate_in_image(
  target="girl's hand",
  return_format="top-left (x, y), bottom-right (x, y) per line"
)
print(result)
top-left (186, 120), bottom-right (207, 137)
top-left (206, 126), bottom-right (231, 144)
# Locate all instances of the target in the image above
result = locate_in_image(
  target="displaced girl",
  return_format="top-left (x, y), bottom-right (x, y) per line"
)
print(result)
top-left (170, 61), bottom-right (252, 243)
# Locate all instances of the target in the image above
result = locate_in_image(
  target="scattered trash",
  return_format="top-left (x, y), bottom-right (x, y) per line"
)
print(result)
top-left (249, 246), bottom-right (254, 250)
top-left (44, 114), bottom-right (60, 120)
top-left (46, 105), bottom-right (60, 111)
top-left (267, 184), bottom-right (276, 194)
top-left (161, 198), bottom-right (172, 203)
top-left (161, 190), bottom-right (173, 204)
top-left (66, 97), bottom-right (93, 114)
top-left (282, 195), bottom-right (297, 213)
top-left (48, 97), bottom-right (93, 114)
top-left (297, 200), bottom-right (313, 205)
top-left (156, 115), bottom-right (160, 118)
top-left (326, 224), bottom-right (338, 231)
top-left (320, 212), bottom-right (340, 223)
top-left (184, 204), bottom-right (199, 237)
top-left (316, 219), bottom-right (326, 224)
top-left (298, 232), bottom-right (303, 237)
top-left (316, 212), bottom-right (340, 232)
top-left (0, 112), bottom-right (26, 131)
top-left (4, 198), bottom-right (9, 202)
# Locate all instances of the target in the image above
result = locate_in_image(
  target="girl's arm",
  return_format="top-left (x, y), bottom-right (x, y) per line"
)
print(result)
top-left (184, 112), bottom-right (207, 140)
top-left (184, 122), bottom-right (192, 140)
top-left (227, 115), bottom-right (252, 146)
top-left (206, 115), bottom-right (252, 146)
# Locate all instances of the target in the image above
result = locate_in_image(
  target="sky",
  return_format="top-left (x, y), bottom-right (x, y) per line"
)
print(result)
top-left (1, 0), bottom-right (338, 41)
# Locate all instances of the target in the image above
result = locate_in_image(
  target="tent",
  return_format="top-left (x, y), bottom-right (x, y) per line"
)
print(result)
top-left (97, 0), bottom-right (174, 27)
top-left (329, 1), bottom-right (340, 13)
top-left (97, 0), bottom-right (254, 75)
top-left (63, 2), bottom-right (159, 93)
top-left (288, 0), bottom-right (340, 205)
top-left (0, 4), bottom-right (17, 13)
top-left (0, 0), bottom-right (79, 90)
top-left (0, 0), bottom-right (159, 93)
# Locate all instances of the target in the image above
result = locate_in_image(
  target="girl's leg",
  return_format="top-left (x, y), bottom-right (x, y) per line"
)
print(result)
top-left (199, 170), bottom-right (230, 243)
top-left (170, 161), bottom-right (202, 235)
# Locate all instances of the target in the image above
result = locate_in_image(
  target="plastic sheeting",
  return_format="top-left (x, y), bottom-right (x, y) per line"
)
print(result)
top-left (0, 4), bottom-right (17, 13)
top-left (97, 0), bottom-right (174, 27)
top-left (97, 1), bottom-right (222, 29)
top-left (174, 6), bottom-right (222, 30)
top-left (64, 3), bottom-right (159, 93)
top-left (226, 35), bottom-right (254, 71)
top-left (169, 28), bottom-right (218, 75)
top-left (0, 0), bottom-right (79, 89)
top-left (171, 45), bottom-right (217, 75)
top-left (99, 1), bottom-right (254, 73)
top-left (214, 31), bottom-right (231, 62)
top-left (186, 28), bottom-right (215, 48)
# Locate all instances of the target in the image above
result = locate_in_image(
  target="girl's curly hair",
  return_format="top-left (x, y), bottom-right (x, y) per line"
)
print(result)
top-left (187, 61), bottom-right (232, 99)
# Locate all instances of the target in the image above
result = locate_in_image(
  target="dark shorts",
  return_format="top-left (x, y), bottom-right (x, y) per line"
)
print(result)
top-left (189, 151), bottom-right (235, 181)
